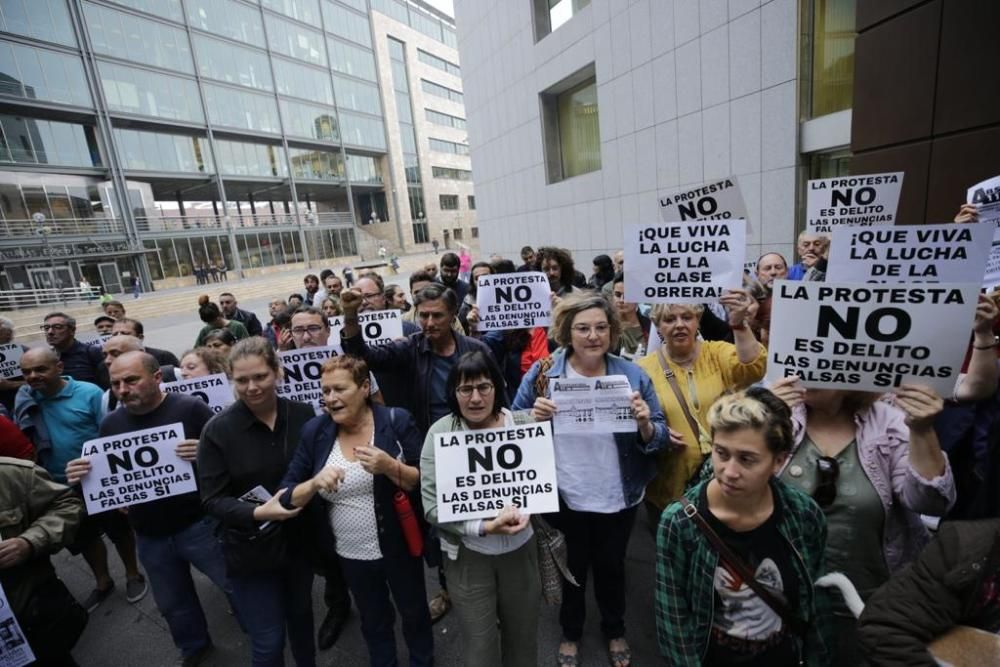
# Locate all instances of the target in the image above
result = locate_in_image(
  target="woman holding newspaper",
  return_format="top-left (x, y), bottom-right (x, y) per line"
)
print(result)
top-left (512, 292), bottom-right (668, 667)
top-left (421, 350), bottom-right (540, 667)
top-left (197, 337), bottom-right (319, 666)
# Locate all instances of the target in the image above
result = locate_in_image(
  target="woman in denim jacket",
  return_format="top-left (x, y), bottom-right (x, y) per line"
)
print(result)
top-left (512, 292), bottom-right (668, 667)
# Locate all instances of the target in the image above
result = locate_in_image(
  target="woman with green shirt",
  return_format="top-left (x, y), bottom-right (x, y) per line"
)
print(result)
top-left (421, 350), bottom-right (540, 667)
top-left (194, 295), bottom-right (250, 348)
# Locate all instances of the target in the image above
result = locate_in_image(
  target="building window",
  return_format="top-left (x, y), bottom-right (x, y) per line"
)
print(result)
top-left (807, 0), bottom-right (856, 118)
top-left (467, 195), bottom-right (475, 210)
top-left (471, 226), bottom-right (478, 239)
top-left (541, 66), bottom-right (601, 183)
top-left (452, 228), bottom-right (463, 240)
top-left (417, 49), bottom-right (460, 76)
top-left (439, 194), bottom-right (459, 210)
top-left (533, 0), bottom-right (591, 42)
top-left (429, 138), bottom-right (469, 155)
top-left (425, 109), bottom-right (466, 129)
top-left (421, 79), bottom-right (463, 104)
top-left (432, 166), bottom-right (472, 181)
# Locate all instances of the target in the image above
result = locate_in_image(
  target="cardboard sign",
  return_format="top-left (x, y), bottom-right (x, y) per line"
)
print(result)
top-left (328, 310), bottom-right (403, 350)
top-left (78, 332), bottom-right (113, 347)
top-left (160, 373), bottom-right (234, 414)
top-left (806, 172), bottom-right (904, 234)
top-left (624, 219), bottom-right (747, 303)
top-left (80, 422), bottom-right (197, 514)
top-left (433, 421), bottom-right (559, 522)
top-left (658, 178), bottom-right (749, 230)
top-left (276, 346), bottom-right (339, 415)
top-left (0, 582), bottom-right (34, 667)
top-left (968, 176), bottom-right (1000, 289)
top-left (826, 223), bottom-right (993, 284)
top-left (765, 280), bottom-right (980, 394)
top-left (475, 272), bottom-right (552, 331)
top-left (0, 344), bottom-right (23, 380)
top-left (551, 375), bottom-right (636, 434)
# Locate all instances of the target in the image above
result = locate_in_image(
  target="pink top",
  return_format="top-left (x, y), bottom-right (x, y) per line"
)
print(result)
top-left (458, 251), bottom-right (472, 272)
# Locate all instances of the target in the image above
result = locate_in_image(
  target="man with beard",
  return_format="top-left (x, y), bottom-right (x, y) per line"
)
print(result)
top-left (436, 252), bottom-right (469, 303)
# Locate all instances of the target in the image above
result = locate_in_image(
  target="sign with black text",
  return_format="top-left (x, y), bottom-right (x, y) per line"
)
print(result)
top-left (0, 582), bottom-right (34, 667)
top-left (658, 178), bottom-right (749, 228)
top-left (624, 219), bottom-right (747, 303)
top-left (551, 375), bottom-right (636, 433)
top-left (826, 223), bottom-right (993, 284)
top-left (475, 272), bottom-right (552, 331)
top-left (968, 176), bottom-right (1000, 289)
top-left (0, 344), bottom-right (23, 380)
top-left (433, 422), bottom-right (559, 522)
top-left (79, 423), bottom-right (196, 514)
top-left (765, 280), bottom-right (980, 394)
top-left (160, 373), bottom-right (234, 414)
top-left (276, 346), bottom-right (339, 415)
top-left (78, 332), bottom-right (113, 348)
top-left (806, 172), bottom-right (904, 234)
top-left (328, 310), bottom-right (403, 350)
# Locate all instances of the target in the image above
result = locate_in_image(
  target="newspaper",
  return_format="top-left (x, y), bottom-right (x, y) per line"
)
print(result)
top-left (0, 580), bottom-right (34, 667)
top-left (550, 374), bottom-right (636, 434)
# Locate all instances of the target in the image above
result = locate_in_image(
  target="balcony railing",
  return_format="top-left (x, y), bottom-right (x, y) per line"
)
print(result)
top-left (134, 211), bottom-right (355, 233)
top-left (0, 286), bottom-right (99, 311)
top-left (0, 217), bottom-right (126, 238)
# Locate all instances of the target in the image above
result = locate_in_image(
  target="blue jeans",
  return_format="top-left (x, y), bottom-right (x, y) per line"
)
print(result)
top-left (134, 516), bottom-right (230, 657)
top-left (229, 562), bottom-right (316, 667)
top-left (341, 554), bottom-right (433, 667)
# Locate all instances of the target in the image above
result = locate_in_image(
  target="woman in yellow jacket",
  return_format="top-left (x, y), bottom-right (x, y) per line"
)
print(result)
top-left (637, 289), bottom-right (767, 527)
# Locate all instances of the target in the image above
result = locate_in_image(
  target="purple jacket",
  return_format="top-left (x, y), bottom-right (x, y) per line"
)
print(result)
top-left (780, 401), bottom-right (956, 572)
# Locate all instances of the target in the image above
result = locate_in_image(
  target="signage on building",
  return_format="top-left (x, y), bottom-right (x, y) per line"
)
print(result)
top-left (0, 240), bottom-right (139, 261)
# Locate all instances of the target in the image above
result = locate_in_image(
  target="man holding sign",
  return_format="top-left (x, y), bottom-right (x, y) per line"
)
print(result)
top-left (66, 352), bottom-right (227, 667)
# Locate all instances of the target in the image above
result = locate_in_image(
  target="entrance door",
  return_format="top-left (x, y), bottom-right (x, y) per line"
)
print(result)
top-left (99, 262), bottom-right (122, 294)
top-left (28, 267), bottom-right (73, 290)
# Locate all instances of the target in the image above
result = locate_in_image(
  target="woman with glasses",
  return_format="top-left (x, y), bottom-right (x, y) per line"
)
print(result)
top-left (278, 355), bottom-right (433, 666)
top-left (636, 292), bottom-right (767, 529)
top-left (656, 388), bottom-right (832, 666)
top-left (422, 350), bottom-right (540, 667)
top-left (512, 292), bottom-right (668, 667)
top-left (769, 377), bottom-right (954, 665)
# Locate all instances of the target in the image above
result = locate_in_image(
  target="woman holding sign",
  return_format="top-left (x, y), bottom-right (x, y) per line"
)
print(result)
top-left (421, 350), bottom-right (540, 667)
top-left (512, 293), bottom-right (668, 667)
top-left (278, 355), bottom-right (434, 667)
top-left (637, 291), bottom-right (767, 525)
top-left (197, 338), bottom-right (318, 666)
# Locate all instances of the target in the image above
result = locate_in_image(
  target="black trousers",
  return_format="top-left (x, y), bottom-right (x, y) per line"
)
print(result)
top-left (322, 554), bottom-right (352, 616)
top-left (547, 500), bottom-right (638, 642)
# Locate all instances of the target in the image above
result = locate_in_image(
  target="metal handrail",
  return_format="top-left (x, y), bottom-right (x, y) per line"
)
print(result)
top-left (133, 211), bottom-right (356, 233)
top-left (0, 286), bottom-right (102, 311)
top-left (0, 217), bottom-right (126, 238)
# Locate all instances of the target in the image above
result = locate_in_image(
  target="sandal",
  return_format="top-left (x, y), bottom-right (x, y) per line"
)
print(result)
top-left (608, 637), bottom-right (631, 667)
top-left (557, 639), bottom-right (580, 666)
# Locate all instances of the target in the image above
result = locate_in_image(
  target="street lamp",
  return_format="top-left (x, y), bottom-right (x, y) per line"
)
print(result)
top-left (32, 211), bottom-right (53, 269)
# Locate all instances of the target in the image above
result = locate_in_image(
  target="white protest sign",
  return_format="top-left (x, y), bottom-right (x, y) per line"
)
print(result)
top-left (276, 346), bottom-right (339, 415)
top-left (328, 310), bottom-right (403, 350)
top-left (658, 177), bottom-right (750, 231)
top-left (433, 421), bottom-right (558, 522)
top-left (826, 223), bottom-right (993, 284)
top-left (806, 172), bottom-right (904, 234)
top-left (0, 582), bottom-right (34, 667)
top-left (0, 344), bottom-right (23, 380)
top-left (624, 219), bottom-right (747, 303)
top-left (160, 373), bottom-right (234, 415)
top-left (476, 272), bottom-right (551, 331)
top-left (80, 422), bottom-right (197, 514)
top-left (967, 176), bottom-right (1000, 289)
top-left (78, 332), bottom-right (113, 347)
top-left (765, 280), bottom-right (980, 394)
top-left (551, 375), bottom-right (636, 434)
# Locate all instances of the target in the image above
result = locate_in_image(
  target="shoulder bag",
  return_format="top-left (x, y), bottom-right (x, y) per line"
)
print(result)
top-left (531, 514), bottom-right (578, 605)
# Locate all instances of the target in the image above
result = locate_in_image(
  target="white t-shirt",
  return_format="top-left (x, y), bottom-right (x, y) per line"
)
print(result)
top-left (320, 438), bottom-right (383, 560)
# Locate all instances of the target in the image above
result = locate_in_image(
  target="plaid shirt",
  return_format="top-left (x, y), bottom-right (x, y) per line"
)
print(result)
top-left (655, 479), bottom-right (833, 666)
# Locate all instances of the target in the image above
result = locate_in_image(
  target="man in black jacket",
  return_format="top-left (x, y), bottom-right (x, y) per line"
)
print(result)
top-left (42, 312), bottom-right (108, 389)
top-left (857, 519), bottom-right (1000, 666)
top-left (219, 292), bottom-right (263, 337)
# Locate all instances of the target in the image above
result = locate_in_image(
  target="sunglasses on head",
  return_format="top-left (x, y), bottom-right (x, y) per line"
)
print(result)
top-left (812, 456), bottom-right (839, 508)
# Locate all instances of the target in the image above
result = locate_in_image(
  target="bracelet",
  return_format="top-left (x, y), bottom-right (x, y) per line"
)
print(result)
top-left (973, 336), bottom-right (999, 350)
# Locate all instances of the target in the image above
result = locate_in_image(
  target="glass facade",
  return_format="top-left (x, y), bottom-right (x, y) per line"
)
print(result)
top-left (0, 41), bottom-right (91, 107)
top-left (429, 137), bottom-right (468, 155)
top-left (266, 14), bottom-right (326, 66)
top-left (322, 1), bottom-right (372, 47)
top-left (203, 83), bottom-right (282, 133)
top-left (107, 0), bottom-right (184, 22)
top-left (388, 37), bottom-right (427, 243)
top-left (425, 109), bottom-right (465, 129)
top-left (346, 154), bottom-right (382, 184)
top-left (417, 49), bottom-right (460, 76)
top-left (288, 146), bottom-right (344, 181)
top-left (328, 38), bottom-right (377, 82)
top-left (333, 75), bottom-right (382, 115)
top-left (0, 0), bottom-right (77, 46)
top-left (113, 128), bottom-right (212, 172)
top-left (421, 79), bottom-right (463, 104)
top-left (84, 3), bottom-right (194, 73)
top-left (215, 139), bottom-right (287, 177)
top-left (193, 34), bottom-right (273, 91)
top-left (262, 0), bottom-right (321, 24)
top-left (273, 58), bottom-right (334, 105)
top-left (186, 0), bottom-right (265, 46)
top-left (0, 114), bottom-right (100, 166)
top-left (280, 99), bottom-right (340, 141)
top-left (99, 61), bottom-right (203, 122)
top-left (339, 111), bottom-right (386, 149)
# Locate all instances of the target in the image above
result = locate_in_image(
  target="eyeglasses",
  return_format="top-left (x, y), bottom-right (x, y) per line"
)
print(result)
top-left (40, 324), bottom-right (69, 332)
top-left (290, 325), bottom-right (325, 336)
top-left (456, 382), bottom-right (494, 398)
top-left (359, 291), bottom-right (383, 302)
top-left (571, 323), bottom-right (611, 336)
top-left (812, 456), bottom-right (839, 508)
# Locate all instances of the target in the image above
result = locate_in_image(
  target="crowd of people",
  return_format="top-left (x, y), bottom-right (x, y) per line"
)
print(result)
top-left (1, 223), bottom-right (1000, 667)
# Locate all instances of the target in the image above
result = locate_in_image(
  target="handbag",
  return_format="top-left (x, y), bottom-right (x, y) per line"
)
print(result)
top-left (531, 515), bottom-right (578, 605)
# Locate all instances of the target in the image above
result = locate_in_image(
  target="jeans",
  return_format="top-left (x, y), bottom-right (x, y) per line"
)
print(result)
top-left (547, 501), bottom-right (638, 642)
top-left (134, 516), bottom-right (230, 657)
top-left (340, 554), bottom-right (433, 667)
top-left (230, 562), bottom-right (316, 667)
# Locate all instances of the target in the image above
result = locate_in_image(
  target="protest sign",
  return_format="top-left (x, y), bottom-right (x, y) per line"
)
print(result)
top-left (80, 422), bottom-right (197, 514)
top-left (78, 332), bottom-right (112, 347)
top-left (0, 582), bottom-right (34, 667)
top-left (276, 345), bottom-right (339, 414)
top-left (967, 176), bottom-right (1000, 289)
top-left (475, 272), bottom-right (551, 331)
top-left (328, 310), bottom-right (403, 350)
top-left (765, 280), bottom-right (980, 394)
top-left (433, 421), bottom-right (558, 522)
top-left (826, 223), bottom-right (993, 284)
top-left (806, 172), bottom-right (904, 234)
top-left (658, 178), bottom-right (749, 230)
top-left (160, 372), bottom-right (234, 414)
top-left (0, 344), bottom-right (23, 380)
top-left (551, 375), bottom-right (636, 434)
top-left (624, 219), bottom-right (747, 303)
